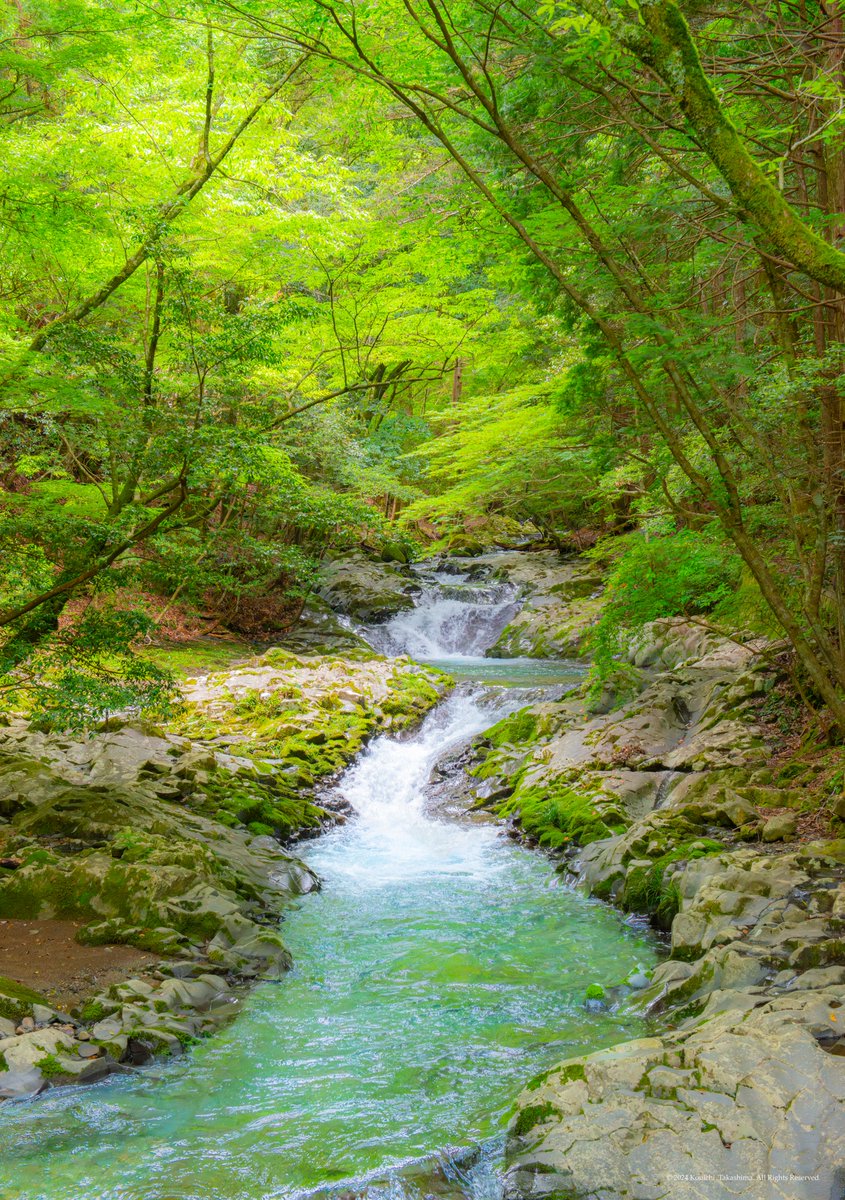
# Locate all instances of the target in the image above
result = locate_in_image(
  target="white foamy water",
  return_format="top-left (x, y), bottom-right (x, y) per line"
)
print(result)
top-left (362, 568), bottom-right (521, 660)
top-left (319, 689), bottom-right (514, 888)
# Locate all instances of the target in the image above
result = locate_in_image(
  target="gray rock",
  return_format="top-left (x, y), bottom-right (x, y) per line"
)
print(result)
top-left (90, 1018), bottom-right (122, 1041)
top-left (318, 552), bottom-right (417, 621)
top-left (1, 1028), bottom-right (74, 1071)
top-left (762, 812), bottom-right (798, 841)
top-left (76, 1056), bottom-right (116, 1084)
top-left (0, 1067), bottom-right (45, 1099)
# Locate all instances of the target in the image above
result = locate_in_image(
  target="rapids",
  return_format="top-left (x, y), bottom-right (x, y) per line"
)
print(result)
top-left (0, 558), bottom-right (658, 1200)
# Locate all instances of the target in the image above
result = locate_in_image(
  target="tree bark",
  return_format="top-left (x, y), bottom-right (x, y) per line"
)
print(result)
top-left (575, 0), bottom-right (845, 291)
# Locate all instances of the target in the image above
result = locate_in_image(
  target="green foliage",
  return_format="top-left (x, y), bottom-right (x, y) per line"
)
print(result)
top-left (589, 531), bottom-right (742, 683)
top-left (1, 0), bottom-right (844, 730)
top-left (620, 840), bottom-right (723, 929)
top-left (0, 607), bottom-right (177, 731)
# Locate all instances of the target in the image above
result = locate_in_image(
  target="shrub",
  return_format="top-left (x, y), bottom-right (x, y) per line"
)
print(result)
top-left (589, 530), bottom-right (741, 684)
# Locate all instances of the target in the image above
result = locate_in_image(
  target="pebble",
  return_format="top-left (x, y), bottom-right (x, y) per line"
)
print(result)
top-left (16, 1017), bottom-right (35, 1034)
top-left (75, 1043), bottom-right (101, 1059)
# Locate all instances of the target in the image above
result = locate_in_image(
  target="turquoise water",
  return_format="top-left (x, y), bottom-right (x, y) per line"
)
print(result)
top-left (0, 689), bottom-right (656, 1200)
top-left (423, 655), bottom-right (587, 687)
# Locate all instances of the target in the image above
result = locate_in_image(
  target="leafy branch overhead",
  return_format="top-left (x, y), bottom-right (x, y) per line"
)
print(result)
top-left (2, 0), bottom-right (845, 732)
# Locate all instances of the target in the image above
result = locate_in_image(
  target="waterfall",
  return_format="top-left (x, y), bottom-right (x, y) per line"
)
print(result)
top-left (318, 687), bottom-right (517, 887)
top-left (361, 564), bottom-right (521, 660)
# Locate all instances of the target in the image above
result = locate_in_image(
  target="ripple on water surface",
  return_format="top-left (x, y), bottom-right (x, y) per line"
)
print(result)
top-left (0, 693), bottom-right (657, 1200)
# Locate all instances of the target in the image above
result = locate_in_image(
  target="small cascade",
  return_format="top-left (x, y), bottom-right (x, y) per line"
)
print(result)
top-left (654, 769), bottom-right (681, 809)
top-left (361, 563), bottom-right (521, 660)
top-left (319, 688), bottom-right (515, 886)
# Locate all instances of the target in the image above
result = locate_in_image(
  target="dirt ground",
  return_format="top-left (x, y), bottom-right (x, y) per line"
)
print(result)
top-left (0, 919), bottom-right (166, 1014)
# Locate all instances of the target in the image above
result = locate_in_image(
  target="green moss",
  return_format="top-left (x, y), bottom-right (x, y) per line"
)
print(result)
top-left (77, 1000), bottom-right (108, 1023)
top-left (196, 769), bottom-right (328, 842)
top-left (621, 840), bottom-right (723, 929)
top-left (590, 874), bottom-right (618, 902)
top-left (34, 1052), bottom-right (68, 1079)
top-left (585, 983), bottom-right (605, 1000)
top-left (494, 780), bottom-right (623, 849)
top-left (77, 919), bottom-right (185, 955)
top-left (381, 668), bottom-right (449, 728)
top-left (513, 1101), bottom-right (561, 1137)
top-left (18, 847), bottom-right (56, 867)
top-left (0, 974), bottom-right (49, 1022)
top-left (487, 708), bottom-right (539, 749)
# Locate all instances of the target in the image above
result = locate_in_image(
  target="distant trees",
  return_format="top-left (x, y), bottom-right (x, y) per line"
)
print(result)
top-left (0, 1), bottom-right (520, 718)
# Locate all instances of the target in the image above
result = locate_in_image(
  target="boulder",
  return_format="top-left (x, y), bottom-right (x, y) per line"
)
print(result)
top-left (0, 1066), bottom-right (44, 1098)
top-left (762, 812), bottom-right (798, 842)
top-left (317, 553), bottom-right (417, 621)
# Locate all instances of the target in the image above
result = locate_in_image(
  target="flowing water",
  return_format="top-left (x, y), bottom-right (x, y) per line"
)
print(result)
top-left (361, 564), bottom-right (521, 662)
top-left (0, 558), bottom-right (658, 1200)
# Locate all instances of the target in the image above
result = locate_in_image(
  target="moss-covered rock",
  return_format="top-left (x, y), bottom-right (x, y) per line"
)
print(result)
top-left (0, 975), bottom-right (50, 1024)
top-left (317, 552), bottom-right (418, 621)
top-left (619, 840), bottom-right (724, 929)
top-left (0, 646), bottom-right (448, 980)
top-left (492, 780), bottom-right (626, 850)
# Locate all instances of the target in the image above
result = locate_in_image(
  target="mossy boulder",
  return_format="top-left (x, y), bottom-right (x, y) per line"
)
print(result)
top-left (0, 975), bottom-right (50, 1024)
top-left (317, 552), bottom-right (417, 621)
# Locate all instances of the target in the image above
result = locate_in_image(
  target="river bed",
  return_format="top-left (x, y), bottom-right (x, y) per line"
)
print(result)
top-left (0, 564), bottom-right (659, 1200)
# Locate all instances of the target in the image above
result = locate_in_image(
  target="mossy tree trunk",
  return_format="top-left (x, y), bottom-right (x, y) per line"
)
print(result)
top-left (575, 0), bottom-right (845, 293)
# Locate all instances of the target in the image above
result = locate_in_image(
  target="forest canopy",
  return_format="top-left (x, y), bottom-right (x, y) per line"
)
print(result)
top-left (2, 0), bottom-right (845, 728)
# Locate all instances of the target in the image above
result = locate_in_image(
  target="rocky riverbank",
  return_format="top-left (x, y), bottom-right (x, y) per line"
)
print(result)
top-left (460, 605), bottom-right (845, 1198)
top-left (291, 546), bottom-right (845, 1197)
top-left (0, 647), bottom-right (450, 1098)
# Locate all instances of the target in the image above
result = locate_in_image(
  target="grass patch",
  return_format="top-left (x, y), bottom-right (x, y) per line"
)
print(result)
top-left (146, 639), bottom-right (256, 678)
top-left (620, 840), bottom-right (723, 929)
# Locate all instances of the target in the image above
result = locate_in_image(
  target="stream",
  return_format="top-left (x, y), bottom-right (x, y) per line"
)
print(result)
top-left (0, 560), bottom-right (658, 1200)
